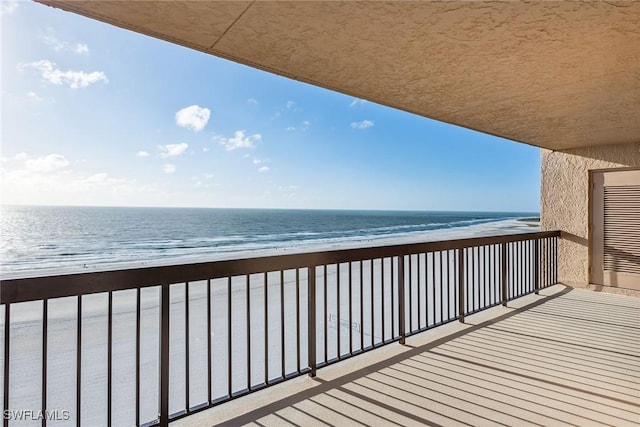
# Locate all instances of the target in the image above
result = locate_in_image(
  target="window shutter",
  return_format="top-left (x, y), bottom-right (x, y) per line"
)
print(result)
top-left (603, 185), bottom-right (640, 275)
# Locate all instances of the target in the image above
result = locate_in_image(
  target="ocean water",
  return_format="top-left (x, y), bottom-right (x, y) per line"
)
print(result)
top-left (0, 206), bottom-right (536, 273)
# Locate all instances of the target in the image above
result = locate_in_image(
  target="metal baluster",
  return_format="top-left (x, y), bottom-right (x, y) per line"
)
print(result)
top-left (553, 237), bottom-right (558, 285)
top-left (42, 300), bottom-right (48, 427)
top-left (484, 246), bottom-right (488, 309)
top-left (337, 264), bottom-right (341, 357)
top-left (472, 247), bottom-right (476, 312)
top-left (491, 245), bottom-right (495, 305)
top-left (458, 249), bottom-right (465, 323)
top-left (466, 249), bottom-right (470, 313)
top-left (280, 271), bottom-right (284, 379)
top-left (445, 250), bottom-right (450, 321)
top-left (264, 272), bottom-right (268, 385)
top-left (547, 238), bottom-right (551, 287)
top-left (381, 258), bottom-right (385, 341)
top-left (108, 292), bottom-right (113, 426)
top-left (136, 289), bottom-right (141, 424)
top-left (370, 260), bottom-right (374, 347)
top-left (359, 260), bottom-right (364, 351)
top-left (432, 252), bottom-right (436, 325)
top-left (308, 266), bottom-right (316, 377)
top-left (453, 252), bottom-right (457, 319)
top-left (4, 304), bottom-right (10, 427)
top-left (417, 254), bottom-right (421, 329)
top-left (185, 283), bottom-right (190, 410)
top-left (408, 254), bottom-right (412, 333)
top-left (532, 240), bottom-right (536, 291)
top-left (398, 256), bottom-right (406, 344)
top-left (76, 298), bottom-right (81, 427)
top-left (228, 277), bottom-right (233, 396)
top-left (519, 241), bottom-right (523, 296)
top-left (501, 244), bottom-right (508, 305)
top-left (439, 251), bottom-right (444, 323)
top-left (206, 281), bottom-right (211, 404)
top-left (246, 275), bottom-right (251, 390)
top-left (160, 284), bottom-right (170, 426)
top-left (348, 262), bottom-right (353, 355)
top-left (323, 266), bottom-right (328, 363)
top-left (296, 269), bottom-right (300, 373)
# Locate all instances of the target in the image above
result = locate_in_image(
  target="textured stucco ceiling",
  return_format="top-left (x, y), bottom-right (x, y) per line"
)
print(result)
top-left (37, 1), bottom-right (640, 150)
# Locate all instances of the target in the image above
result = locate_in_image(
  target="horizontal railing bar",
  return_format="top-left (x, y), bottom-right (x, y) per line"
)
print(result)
top-left (0, 230), bottom-right (559, 304)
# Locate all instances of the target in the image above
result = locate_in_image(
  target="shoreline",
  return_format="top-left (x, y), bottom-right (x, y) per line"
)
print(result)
top-left (1, 218), bottom-right (539, 279)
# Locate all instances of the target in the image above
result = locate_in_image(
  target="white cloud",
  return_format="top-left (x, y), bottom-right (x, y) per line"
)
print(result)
top-left (1, 161), bottom-right (161, 207)
top-left (247, 98), bottom-right (258, 106)
top-left (350, 120), bottom-right (374, 129)
top-left (26, 91), bottom-right (43, 102)
top-left (84, 172), bottom-right (108, 183)
top-left (14, 152), bottom-right (29, 161)
top-left (0, 1), bottom-right (19, 15)
top-left (163, 164), bottom-right (176, 174)
top-left (42, 34), bottom-right (89, 54)
top-left (24, 154), bottom-right (69, 172)
top-left (350, 98), bottom-right (367, 107)
top-left (258, 166), bottom-right (270, 173)
top-left (286, 100), bottom-right (296, 109)
top-left (159, 143), bottom-right (188, 158)
top-left (215, 130), bottom-right (261, 151)
top-left (136, 151), bottom-right (150, 157)
top-left (21, 60), bottom-right (107, 89)
top-left (252, 158), bottom-right (263, 165)
top-left (285, 126), bottom-right (296, 132)
top-left (202, 147), bottom-right (209, 153)
top-left (175, 105), bottom-right (210, 132)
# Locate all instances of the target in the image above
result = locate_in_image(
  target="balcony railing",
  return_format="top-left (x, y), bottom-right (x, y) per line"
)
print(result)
top-left (0, 230), bottom-right (559, 427)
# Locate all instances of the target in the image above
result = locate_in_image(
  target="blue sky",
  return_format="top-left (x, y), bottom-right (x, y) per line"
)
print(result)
top-left (1, 1), bottom-right (540, 212)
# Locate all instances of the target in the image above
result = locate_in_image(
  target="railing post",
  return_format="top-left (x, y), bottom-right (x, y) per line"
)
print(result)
top-left (501, 243), bottom-right (508, 306)
top-left (3, 304), bottom-right (10, 427)
top-left (308, 266), bottom-right (317, 377)
top-left (534, 239), bottom-right (540, 294)
top-left (457, 249), bottom-right (465, 323)
top-left (397, 255), bottom-right (406, 345)
top-left (159, 283), bottom-right (170, 427)
top-left (553, 237), bottom-right (560, 285)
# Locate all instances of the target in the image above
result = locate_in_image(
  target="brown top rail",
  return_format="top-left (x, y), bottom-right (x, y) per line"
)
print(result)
top-left (0, 230), bottom-right (560, 304)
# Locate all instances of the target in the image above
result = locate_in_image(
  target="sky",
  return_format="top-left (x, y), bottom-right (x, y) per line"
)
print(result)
top-left (1, 1), bottom-right (540, 212)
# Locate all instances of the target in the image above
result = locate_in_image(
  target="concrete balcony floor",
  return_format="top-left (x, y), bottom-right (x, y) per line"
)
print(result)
top-left (175, 285), bottom-right (640, 427)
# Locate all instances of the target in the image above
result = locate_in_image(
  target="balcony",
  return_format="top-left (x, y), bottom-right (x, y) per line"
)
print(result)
top-left (187, 284), bottom-right (640, 427)
top-left (3, 230), bottom-right (638, 426)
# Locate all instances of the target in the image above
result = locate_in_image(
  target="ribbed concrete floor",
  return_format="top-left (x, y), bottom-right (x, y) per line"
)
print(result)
top-left (174, 285), bottom-right (640, 427)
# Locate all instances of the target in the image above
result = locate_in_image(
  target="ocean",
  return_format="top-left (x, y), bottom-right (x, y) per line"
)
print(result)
top-left (0, 206), bottom-right (537, 274)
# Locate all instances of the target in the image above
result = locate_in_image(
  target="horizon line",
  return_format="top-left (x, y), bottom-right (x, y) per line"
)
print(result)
top-left (1, 203), bottom-right (540, 215)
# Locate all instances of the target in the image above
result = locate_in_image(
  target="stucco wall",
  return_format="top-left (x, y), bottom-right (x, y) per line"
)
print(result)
top-left (541, 142), bottom-right (640, 286)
